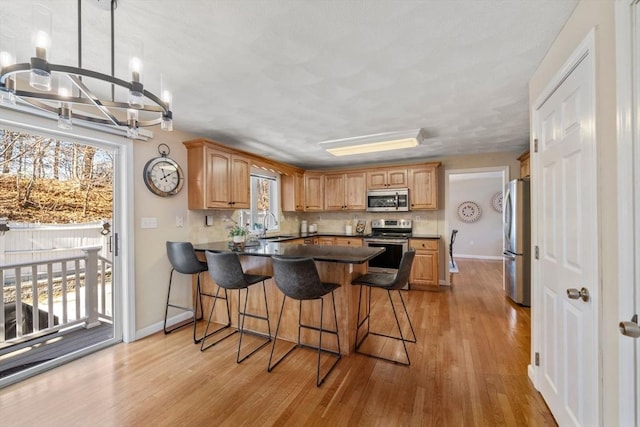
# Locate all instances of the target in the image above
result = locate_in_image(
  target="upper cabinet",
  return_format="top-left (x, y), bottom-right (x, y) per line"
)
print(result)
top-left (184, 141), bottom-right (250, 209)
top-left (282, 172), bottom-right (304, 212)
top-left (324, 171), bottom-right (366, 211)
top-left (304, 173), bottom-right (324, 211)
top-left (367, 167), bottom-right (408, 189)
top-left (518, 151), bottom-right (530, 178)
top-left (408, 164), bottom-right (438, 210)
top-left (184, 138), bottom-right (440, 213)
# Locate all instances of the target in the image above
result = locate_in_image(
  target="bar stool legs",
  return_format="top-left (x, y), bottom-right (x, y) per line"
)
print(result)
top-left (164, 268), bottom-right (210, 344)
top-left (200, 280), bottom-right (272, 364)
top-left (355, 285), bottom-right (417, 365)
top-left (267, 291), bottom-right (341, 387)
top-left (200, 285), bottom-right (233, 351)
top-left (236, 281), bottom-right (272, 363)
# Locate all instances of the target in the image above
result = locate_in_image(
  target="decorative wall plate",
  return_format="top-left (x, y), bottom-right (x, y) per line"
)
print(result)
top-left (457, 201), bottom-right (482, 223)
top-left (491, 191), bottom-right (503, 213)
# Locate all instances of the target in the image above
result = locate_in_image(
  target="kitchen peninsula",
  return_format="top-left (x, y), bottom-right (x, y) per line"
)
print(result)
top-left (193, 240), bottom-right (385, 355)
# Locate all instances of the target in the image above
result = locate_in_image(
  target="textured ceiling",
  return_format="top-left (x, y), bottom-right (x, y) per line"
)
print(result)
top-left (0, 0), bottom-right (578, 168)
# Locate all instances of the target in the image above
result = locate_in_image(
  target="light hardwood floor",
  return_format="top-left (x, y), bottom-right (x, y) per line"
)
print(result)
top-left (0, 259), bottom-right (556, 426)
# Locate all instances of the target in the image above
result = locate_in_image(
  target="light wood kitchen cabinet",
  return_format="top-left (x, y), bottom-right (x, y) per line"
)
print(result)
top-left (324, 171), bottom-right (366, 211)
top-left (518, 151), bottom-right (530, 178)
top-left (304, 173), bottom-right (324, 211)
top-left (409, 239), bottom-right (439, 290)
top-left (282, 172), bottom-right (305, 212)
top-left (408, 164), bottom-right (438, 210)
top-left (367, 167), bottom-right (407, 189)
top-left (334, 237), bottom-right (363, 247)
top-left (184, 142), bottom-right (250, 209)
top-left (317, 236), bottom-right (335, 246)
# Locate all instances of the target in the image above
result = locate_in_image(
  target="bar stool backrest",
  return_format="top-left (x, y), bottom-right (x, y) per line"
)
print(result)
top-left (271, 257), bottom-right (326, 300)
top-left (166, 241), bottom-right (207, 275)
top-left (205, 251), bottom-right (249, 289)
top-left (388, 250), bottom-right (416, 290)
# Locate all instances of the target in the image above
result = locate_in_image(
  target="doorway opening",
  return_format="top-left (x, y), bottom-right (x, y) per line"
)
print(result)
top-left (444, 167), bottom-right (509, 285)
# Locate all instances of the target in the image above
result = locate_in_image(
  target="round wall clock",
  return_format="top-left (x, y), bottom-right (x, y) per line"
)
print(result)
top-left (457, 201), bottom-right (482, 223)
top-left (143, 143), bottom-right (184, 197)
top-left (491, 191), bottom-right (503, 213)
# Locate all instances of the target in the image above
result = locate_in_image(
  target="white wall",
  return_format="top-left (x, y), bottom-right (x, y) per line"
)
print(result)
top-left (448, 174), bottom-right (503, 260)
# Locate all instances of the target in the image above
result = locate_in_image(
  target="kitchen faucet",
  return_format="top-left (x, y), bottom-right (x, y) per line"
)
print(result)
top-left (260, 211), bottom-right (278, 237)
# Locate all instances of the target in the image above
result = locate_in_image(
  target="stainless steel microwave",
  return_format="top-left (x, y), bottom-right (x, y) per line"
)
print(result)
top-left (366, 188), bottom-right (410, 212)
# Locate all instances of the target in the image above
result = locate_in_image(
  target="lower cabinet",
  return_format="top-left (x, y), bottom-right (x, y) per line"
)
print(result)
top-left (316, 236), bottom-right (362, 247)
top-left (334, 237), bottom-right (362, 247)
top-left (409, 239), bottom-right (439, 290)
top-left (317, 237), bottom-right (335, 246)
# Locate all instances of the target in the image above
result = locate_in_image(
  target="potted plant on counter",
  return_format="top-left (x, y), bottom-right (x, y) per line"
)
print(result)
top-left (229, 225), bottom-right (248, 243)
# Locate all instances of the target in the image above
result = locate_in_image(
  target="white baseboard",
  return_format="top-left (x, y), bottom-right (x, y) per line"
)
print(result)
top-left (135, 311), bottom-right (193, 341)
top-left (528, 364), bottom-right (537, 389)
top-left (454, 254), bottom-right (503, 261)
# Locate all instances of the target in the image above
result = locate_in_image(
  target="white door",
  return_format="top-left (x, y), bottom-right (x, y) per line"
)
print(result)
top-left (533, 32), bottom-right (599, 426)
top-left (616, 1), bottom-right (640, 424)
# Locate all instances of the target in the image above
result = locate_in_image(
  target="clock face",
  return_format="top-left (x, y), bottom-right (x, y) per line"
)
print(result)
top-left (143, 157), bottom-right (184, 196)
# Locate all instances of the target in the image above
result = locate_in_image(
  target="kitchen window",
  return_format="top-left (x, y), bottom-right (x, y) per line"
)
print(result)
top-left (249, 173), bottom-right (279, 233)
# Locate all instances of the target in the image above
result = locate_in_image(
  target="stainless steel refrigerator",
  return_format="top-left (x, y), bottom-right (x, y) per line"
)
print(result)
top-left (503, 179), bottom-right (531, 306)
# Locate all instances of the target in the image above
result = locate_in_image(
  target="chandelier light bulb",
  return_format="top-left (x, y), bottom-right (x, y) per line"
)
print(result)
top-left (29, 5), bottom-right (52, 91)
top-left (130, 56), bottom-right (143, 82)
top-left (0, 50), bottom-right (14, 69)
top-left (57, 102), bottom-right (72, 130)
top-left (128, 57), bottom-right (144, 108)
top-left (161, 115), bottom-right (173, 131)
top-left (34, 30), bottom-right (50, 54)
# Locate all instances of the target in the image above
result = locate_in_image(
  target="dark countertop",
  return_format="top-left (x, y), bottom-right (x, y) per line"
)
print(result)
top-left (287, 232), bottom-right (368, 239)
top-left (409, 234), bottom-right (441, 239)
top-left (193, 241), bottom-right (385, 264)
top-left (259, 232), bottom-right (441, 241)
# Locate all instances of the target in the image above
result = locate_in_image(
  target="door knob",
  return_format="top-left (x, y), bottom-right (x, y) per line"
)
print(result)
top-left (566, 287), bottom-right (590, 302)
top-left (619, 314), bottom-right (640, 338)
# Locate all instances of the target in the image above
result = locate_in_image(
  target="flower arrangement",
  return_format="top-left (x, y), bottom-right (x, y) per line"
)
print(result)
top-left (228, 225), bottom-right (248, 238)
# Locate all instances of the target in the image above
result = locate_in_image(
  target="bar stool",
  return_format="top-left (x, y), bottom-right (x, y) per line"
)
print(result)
top-left (201, 251), bottom-right (272, 363)
top-left (268, 256), bottom-right (341, 387)
top-left (165, 241), bottom-right (214, 343)
top-left (351, 250), bottom-right (417, 365)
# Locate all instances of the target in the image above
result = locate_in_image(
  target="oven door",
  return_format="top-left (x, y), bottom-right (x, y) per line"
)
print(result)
top-left (365, 238), bottom-right (408, 272)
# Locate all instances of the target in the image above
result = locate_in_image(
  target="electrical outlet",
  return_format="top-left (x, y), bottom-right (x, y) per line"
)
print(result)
top-left (176, 216), bottom-right (184, 227)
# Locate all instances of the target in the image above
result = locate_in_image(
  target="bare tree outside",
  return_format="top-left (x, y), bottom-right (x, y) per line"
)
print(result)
top-left (0, 128), bottom-right (113, 223)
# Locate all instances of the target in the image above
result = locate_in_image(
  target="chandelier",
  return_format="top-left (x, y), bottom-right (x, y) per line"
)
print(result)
top-left (0, 0), bottom-right (173, 139)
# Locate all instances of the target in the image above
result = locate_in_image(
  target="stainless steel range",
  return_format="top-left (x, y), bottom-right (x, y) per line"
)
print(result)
top-left (364, 219), bottom-right (412, 288)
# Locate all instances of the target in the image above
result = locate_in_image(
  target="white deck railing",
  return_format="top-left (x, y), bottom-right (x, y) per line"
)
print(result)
top-left (0, 247), bottom-right (113, 345)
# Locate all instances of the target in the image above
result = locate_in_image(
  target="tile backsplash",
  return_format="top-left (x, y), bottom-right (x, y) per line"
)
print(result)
top-left (188, 209), bottom-right (439, 244)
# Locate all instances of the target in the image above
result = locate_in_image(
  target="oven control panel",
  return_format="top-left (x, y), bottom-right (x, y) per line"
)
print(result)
top-left (370, 219), bottom-right (412, 229)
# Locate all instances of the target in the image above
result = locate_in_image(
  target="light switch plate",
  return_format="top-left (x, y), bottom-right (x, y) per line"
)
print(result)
top-left (141, 217), bottom-right (157, 229)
